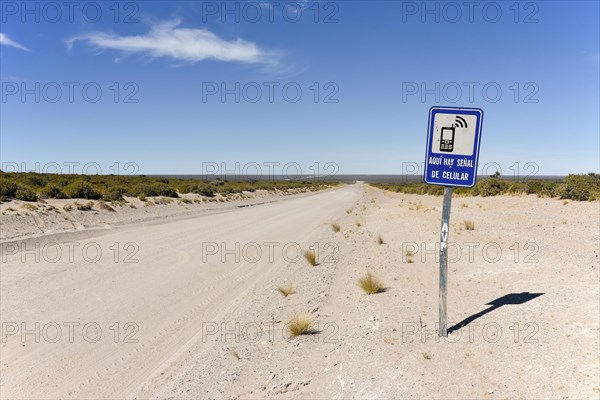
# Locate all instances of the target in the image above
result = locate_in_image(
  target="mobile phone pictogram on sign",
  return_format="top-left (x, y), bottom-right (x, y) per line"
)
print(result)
top-left (424, 106), bottom-right (484, 188)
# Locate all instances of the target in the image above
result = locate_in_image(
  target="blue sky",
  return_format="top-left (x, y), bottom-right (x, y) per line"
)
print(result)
top-left (1, 0), bottom-right (598, 176)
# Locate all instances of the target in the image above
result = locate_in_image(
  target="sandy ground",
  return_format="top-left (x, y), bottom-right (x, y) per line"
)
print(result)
top-left (1, 183), bottom-right (598, 399)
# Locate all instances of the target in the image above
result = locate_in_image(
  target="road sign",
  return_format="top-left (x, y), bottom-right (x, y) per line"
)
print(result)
top-left (423, 106), bottom-right (485, 337)
top-left (424, 106), bottom-right (484, 188)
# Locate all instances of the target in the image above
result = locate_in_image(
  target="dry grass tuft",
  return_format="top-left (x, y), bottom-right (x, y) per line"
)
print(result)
top-left (229, 348), bottom-right (241, 360)
top-left (74, 201), bottom-right (94, 211)
top-left (98, 201), bottom-right (116, 212)
top-left (377, 235), bottom-right (385, 245)
top-left (287, 314), bottom-right (315, 337)
top-left (464, 220), bottom-right (475, 230)
top-left (357, 272), bottom-right (384, 294)
top-left (304, 250), bottom-right (317, 266)
top-left (277, 284), bottom-right (295, 297)
top-left (406, 250), bottom-right (414, 263)
top-left (355, 220), bottom-right (361, 227)
top-left (332, 223), bottom-right (341, 232)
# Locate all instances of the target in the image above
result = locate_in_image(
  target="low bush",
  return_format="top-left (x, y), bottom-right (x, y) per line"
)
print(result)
top-left (556, 174), bottom-right (600, 201)
top-left (101, 187), bottom-right (127, 202)
top-left (41, 183), bottom-right (66, 199)
top-left (195, 183), bottom-right (216, 197)
top-left (472, 178), bottom-right (507, 197)
top-left (151, 182), bottom-right (179, 198)
top-left (63, 181), bottom-right (101, 200)
top-left (14, 185), bottom-right (38, 201)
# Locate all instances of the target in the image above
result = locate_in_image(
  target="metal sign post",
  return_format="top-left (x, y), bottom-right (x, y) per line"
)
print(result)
top-left (439, 186), bottom-right (452, 337)
top-left (423, 106), bottom-right (484, 337)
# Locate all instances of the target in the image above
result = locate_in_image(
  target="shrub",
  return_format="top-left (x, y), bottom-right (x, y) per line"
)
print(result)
top-left (525, 180), bottom-right (557, 198)
top-left (556, 173), bottom-right (600, 201)
top-left (41, 183), bottom-right (66, 199)
top-left (0, 181), bottom-right (19, 198)
top-left (332, 223), bottom-right (341, 232)
top-left (464, 220), bottom-right (475, 230)
top-left (0, 180), bottom-right (36, 201)
top-left (506, 182), bottom-right (528, 195)
top-left (101, 187), bottom-right (126, 202)
top-left (377, 235), bottom-right (384, 245)
top-left (63, 181), bottom-right (101, 200)
top-left (287, 315), bottom-right (315, 337)
top-left (129, 184), bottom-right (156, 199)
top-left (63, 204), bottom-right (73, 211)
top-left (357, 272), bottom-right (384, 294)
top-left (176, 182), bottom-right (196, 195)
top-left (473, 178), bottom-right (507, 197)
top-left (15, 185), bottom-right (37, 201)
top-left (24, 174), bottom-right (47, 187)
top-left (195, 184), bottom-right (216, 197)
top-left (151, 182), bottom-right (178, 198)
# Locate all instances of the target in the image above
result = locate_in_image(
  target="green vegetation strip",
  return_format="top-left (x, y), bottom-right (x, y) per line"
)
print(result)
top-left (371, 174), bottom-right (600, 201)
top-left (0, 172), bottom-right (338, 203)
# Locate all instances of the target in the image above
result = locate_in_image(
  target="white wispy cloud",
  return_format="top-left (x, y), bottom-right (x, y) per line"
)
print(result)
top-left (0, 33), bottom-right (29, 51)
top-left (66, 19), bottom-right (279, 66)
top-left (259, 0), bottom-right (309, 14)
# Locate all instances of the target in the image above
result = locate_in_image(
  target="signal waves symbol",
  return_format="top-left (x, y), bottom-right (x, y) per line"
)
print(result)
top-left (453, 116), bottom-right (468, 129)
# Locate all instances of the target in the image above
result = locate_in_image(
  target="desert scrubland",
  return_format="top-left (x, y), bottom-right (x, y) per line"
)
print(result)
top-left (1, 183), bottom-right (598, 399)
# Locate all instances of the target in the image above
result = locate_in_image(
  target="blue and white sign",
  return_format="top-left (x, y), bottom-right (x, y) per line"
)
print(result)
top-left (424, 106), bottom-right (484, 188)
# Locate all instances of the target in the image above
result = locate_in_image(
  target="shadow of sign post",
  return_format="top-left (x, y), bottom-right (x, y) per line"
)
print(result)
top-left (447, 292), bottom-right (544, 334)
